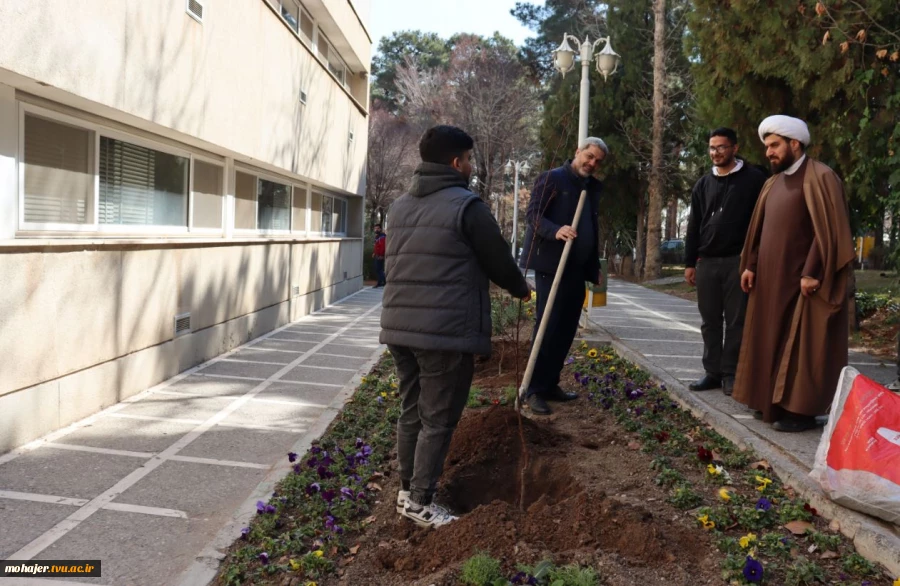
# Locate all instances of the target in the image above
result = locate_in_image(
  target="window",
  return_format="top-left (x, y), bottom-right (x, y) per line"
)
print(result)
top-left (257, 177), bottom-right (290, 231)
top-left (235, 171), bottom-right (257, 230)
top-left (317, 30), bottom-right (347, 86)
top-left (98, 137), bottom-right (188, 226)
top-left (315, 194), bottom-right (347, 235)
top-left (292, 184), bottom-right (308, 232)
top-left (298, 5), bottom-right (314, 45)
top-left (280, 0), bottom-right (300, 32)
top-left (310, 191), bottom-right (322, 233)
top-left (22, 114), bottom-right (94, 224)
top-left (192, 160), bottom-right (224, 229)
top-left (235, 169), bottom-right (293, 232)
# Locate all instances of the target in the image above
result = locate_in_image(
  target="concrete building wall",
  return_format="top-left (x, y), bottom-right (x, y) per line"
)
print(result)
top-left (0, 0), bottom-right (370, 195)
top-left (0, 0), bottom-right (371, 453)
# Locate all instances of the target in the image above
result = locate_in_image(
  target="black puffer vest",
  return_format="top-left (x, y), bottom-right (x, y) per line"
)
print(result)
top-left (379, 163), bottom-right (491, 355)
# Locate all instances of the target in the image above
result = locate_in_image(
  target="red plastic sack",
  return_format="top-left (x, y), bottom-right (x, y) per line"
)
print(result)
top-left (810, 367), bottom-right (900, 524)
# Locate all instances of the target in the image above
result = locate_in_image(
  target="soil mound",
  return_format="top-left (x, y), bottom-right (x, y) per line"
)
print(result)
top-left (376, 407), bottom-right (705, 577)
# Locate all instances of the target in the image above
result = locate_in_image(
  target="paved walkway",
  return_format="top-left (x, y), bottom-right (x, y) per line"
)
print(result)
top-left (0, 288), bottom-right (384, 586)
top-left (589, 278), bottom-right (895, 470)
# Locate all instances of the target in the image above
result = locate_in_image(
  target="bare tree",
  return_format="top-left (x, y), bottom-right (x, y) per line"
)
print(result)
top-left (366, 103), bottom-right (417, 226)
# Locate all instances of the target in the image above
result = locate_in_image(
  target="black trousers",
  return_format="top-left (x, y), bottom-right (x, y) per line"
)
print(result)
top-left (373, 258), bottom-right (385, 286)
top-left (696, 256), bottom-right (746, 378)
top-left (527, 269), bottom-right (585, 396)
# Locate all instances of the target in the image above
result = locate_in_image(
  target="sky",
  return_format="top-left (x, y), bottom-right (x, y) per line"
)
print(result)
top-left (367, 0), bottom-right (543, 51)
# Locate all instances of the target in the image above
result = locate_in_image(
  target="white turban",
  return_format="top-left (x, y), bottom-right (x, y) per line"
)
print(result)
top-left (758, 115), bottom-right (810, 146)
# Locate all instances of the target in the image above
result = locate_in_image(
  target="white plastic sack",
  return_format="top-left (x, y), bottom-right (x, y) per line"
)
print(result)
top-left (809, 366), bottom-right (900, 524)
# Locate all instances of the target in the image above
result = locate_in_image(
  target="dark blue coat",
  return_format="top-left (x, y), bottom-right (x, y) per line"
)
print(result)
top-left (518, 162), bottom-right (602, 282)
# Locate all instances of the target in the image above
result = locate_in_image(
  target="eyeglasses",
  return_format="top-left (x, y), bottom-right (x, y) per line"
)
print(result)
top-left (708, 145), bottom-right (734, 154)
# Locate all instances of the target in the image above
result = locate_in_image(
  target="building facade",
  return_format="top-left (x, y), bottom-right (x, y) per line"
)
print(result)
top-left (0, 0), bottom-right (372, 452)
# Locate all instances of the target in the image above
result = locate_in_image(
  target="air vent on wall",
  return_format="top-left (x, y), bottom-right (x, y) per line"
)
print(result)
top-left (186, 0), bottom-right (204, 23)
top-left (292, 285), bottom-right (300, 297)
top-left (348, 131), bottom-right (355, 143)
top-left (175, 313), bottom-right (192, 337)
top-left (299, 90), bottom-right (308, 105)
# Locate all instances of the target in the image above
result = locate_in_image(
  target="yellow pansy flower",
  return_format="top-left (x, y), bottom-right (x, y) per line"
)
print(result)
top-left (739, 533), bottom-right (757, 549)
top-left (588, 348), bottom-right (599, 358)
top-left (313, 550), bottom-right (324, 557)
top-left (697, 514), bottom-right (715, 530)
top-left (380, 392), bottom-right (387, 398)
top-left (718, 487), bottom-right (732, 502)
top-left (289, 559), bottom-right (301, 571)
top-left (892, 578), bottom-right (899, 586)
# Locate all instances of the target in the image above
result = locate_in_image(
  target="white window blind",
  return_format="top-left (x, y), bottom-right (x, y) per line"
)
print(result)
top-left (23, 115), bottom-right (94, 224)
top-left (98, 137), bottom-right (188, 226)
top-left (321, 194), bottom-right (333, 234)
top-left (235, 171), bottom-right (257, 230)
top-left (292, 184), bottom-right (308, 231)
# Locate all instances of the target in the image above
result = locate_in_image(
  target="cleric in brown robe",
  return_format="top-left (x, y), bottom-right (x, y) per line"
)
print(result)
top-left (732, 115), bottom-right (855, 432)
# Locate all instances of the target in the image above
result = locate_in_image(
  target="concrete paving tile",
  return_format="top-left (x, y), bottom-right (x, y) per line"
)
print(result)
top-left (600, 326), bottom-right (701, 342)
top-left (272, 331), bottom-right (332, 342)
top-left (0, 448), bottom-right (144, 500)
top-left (34, 509), bottom-right (202, 586)
top-left (255, 382), bottom-right (342, 406)
top-left (228, 347), bottom-right (298, 365)
top-left (279, 365), bottom-right (357, 386)
top-left (0, 499), bottom-right (78, 559)
top-left (302, 354), bottom-right (370, 369)
top-left (178, 426), bottom-right (303, 465)
top-left (313, 343), bottom-right (379, 358)
top-left (199, 360), bottom-right (284, 379)
top-left (249, 338), bottom-right (317, 353)
top-left (167, 374), bottom-right (259, 396)
top-left (114, 460), bottom-right (265, 517)
top-left (220, 400), bottom-right (323, 430)
top-left (53, 416), bottom-right (193, 453)
top-left (115, 393), bottom-right (231, 422)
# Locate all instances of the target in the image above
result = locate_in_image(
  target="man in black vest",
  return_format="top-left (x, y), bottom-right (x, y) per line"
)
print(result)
top-left (518, 138), bottom-right (607, 415)
top-left (684, 127), bottom-right (767, 396)
top-left (380, 126), bottom-right (530, 528)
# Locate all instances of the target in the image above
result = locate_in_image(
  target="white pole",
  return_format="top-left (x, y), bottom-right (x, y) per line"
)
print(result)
top-left (577, 38), bottom-right (591, 144)
top-left (512, 165), bottom-right (520, 258)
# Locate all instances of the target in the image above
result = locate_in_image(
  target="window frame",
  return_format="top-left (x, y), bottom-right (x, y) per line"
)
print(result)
top-left (316, 29), bottom-right (348, 87)
top-left (232, 166), bottom-right (296, 237)
top-left (309, 192), bottom-right (348, 238)
top-left (18, 102), bottom-right (225, 237)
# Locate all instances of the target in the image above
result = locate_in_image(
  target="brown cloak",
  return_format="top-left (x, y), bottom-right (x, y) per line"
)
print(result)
top-left (732, 159), bottom-right (856, 420)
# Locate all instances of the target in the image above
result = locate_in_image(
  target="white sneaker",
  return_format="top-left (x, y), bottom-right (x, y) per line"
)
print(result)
top-left (396, 490), bottom-right (410, 513)
top-left (401, 500), bottom-right (457, 528)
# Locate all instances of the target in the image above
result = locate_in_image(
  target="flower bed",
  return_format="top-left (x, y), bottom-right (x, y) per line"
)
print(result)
top-left (216, 345), bottom-right (899, 586)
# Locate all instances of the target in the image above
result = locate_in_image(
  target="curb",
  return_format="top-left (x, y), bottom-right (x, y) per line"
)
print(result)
top-left (583, 320), bottom-right (900, 578)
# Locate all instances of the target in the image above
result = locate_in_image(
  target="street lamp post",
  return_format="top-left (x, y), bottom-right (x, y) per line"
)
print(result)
top-left (551, 34), bottom-right (621, 143)
top-left (505, 159), bottom-right (530, 260)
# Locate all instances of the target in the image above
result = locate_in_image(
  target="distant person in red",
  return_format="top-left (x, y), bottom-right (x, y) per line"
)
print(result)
top-left (372, 224), bottom-right (386, 288)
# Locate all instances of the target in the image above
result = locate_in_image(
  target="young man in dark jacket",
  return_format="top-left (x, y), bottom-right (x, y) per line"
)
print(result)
top-left (684, 128), bottom-right (767, 396)
top-left (518, 137), bottom-right (607, 415)
top-left (380, 125), bottom-right (531, 528)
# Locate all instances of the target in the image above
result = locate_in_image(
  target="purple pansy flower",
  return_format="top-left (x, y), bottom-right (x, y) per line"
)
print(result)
top-left (306, 482), bottom-right (321, 496)
top-left (256, 500), bottom-right (266, 514)
top-left (240, 527), bottom-right (250, 540)
top-left (742, 557), bottom-right (763, 583)
top-left (311, 446), bottom-right (322, 455)
top-left (755, 497), bottom-right (772, 512)
top-left (258, 552), bottom-right (269, 565)
top-left (340, 487), bottom-right (354, 499)
top-left (356, 438), bottom-right (364, 448)
top-left (288, 452), bottom-right (298, 463)
top-left (322, 489), bottom-right (336, 503)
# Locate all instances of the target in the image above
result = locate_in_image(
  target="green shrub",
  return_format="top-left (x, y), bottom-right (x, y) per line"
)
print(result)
top-left (547, 564), bottom-right (600, 586)
top-left (460, 552), bottom-right (504, 586)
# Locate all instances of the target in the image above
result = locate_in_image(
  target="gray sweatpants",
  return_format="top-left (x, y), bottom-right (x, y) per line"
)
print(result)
top-left (388, 346), bottom-right (474, 506)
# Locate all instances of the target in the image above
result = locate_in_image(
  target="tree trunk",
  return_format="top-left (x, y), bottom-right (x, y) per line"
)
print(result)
top-left (666, 198), bottom-right (678, 241)
top-left (644, 0), bottom-right (667, 280)
top-left (634, 191), bottom-right (646, 278)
